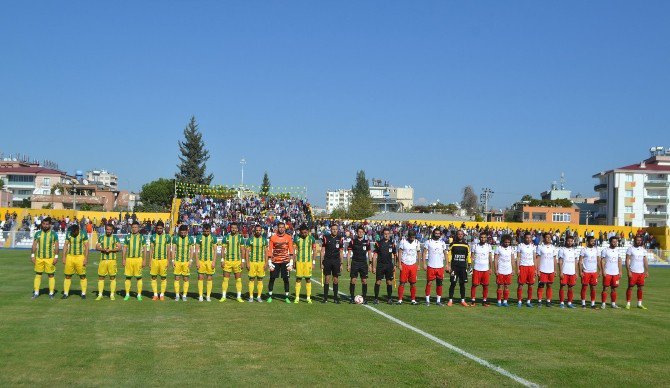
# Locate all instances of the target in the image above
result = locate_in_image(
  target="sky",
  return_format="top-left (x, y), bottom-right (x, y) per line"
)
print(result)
top-left (1, 1), bottom-right (669, 208)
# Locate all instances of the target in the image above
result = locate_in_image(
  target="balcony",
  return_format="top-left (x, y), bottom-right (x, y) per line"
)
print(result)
top-left (644, 196), bottom-right (669, 205)
top-left (644, 180), bottom-right (670, 188)
top-left (644, 212), bottom-right (668, 220)
top-left (594, 183), bottom-right (607, 191)
top-left (594, 198), bottom-right (607, 205)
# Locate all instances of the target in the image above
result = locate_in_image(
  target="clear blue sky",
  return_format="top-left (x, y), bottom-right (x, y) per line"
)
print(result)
top-left (1, 1), bottom-right (668, 208)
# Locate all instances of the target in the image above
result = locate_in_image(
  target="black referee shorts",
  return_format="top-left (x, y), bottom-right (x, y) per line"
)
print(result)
top-left (323, 260), bottom-right (341, 277)
top-left (375, 265), bottom-right (394, 281)
top-left (350, 261), bottom-right (369, 279)
top-left (270, 262), bottom-right (289, 279)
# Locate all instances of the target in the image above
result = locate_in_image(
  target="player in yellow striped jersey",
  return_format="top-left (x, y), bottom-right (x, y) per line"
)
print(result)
top-left (149, 220), bottom-right (171, 301)
top-left (294, 224), bottom-right (316, 303)
top-left (172, 225), bottom-right (194, 301)
top-left (122, 221), bottom-right (146, 301)
top-left (220, 223), bottom-right (245, 302)
top-left (31, 217), bottom-right (59, 299)
top-left (195, 223), bottom-right (217, 302)
top-left (96, 224), bottom-right (121, 300)
top-left (245, 225), bottom-right (268, 302)
top-left (62, 224), bottom-right (89, 299)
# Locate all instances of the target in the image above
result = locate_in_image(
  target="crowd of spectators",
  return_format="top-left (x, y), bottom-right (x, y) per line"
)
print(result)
top-left (178, 195), bottom-right (312, 236)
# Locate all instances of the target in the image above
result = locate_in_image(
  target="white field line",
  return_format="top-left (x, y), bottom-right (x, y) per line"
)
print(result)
top-left (310, 278), bottom-right (539, 388)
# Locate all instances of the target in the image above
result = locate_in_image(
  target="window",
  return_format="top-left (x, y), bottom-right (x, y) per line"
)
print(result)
top-left (531, 212), bottom-right (546, 221)
top-left (43, 177), bottom-right (50, 187)
top-left (42, 190), bottom-right (49, 195)
top-left (7, 175), bottom-right (35, 183)
top-left (625, 174), bottom-right (634, 182)
top-left (625, 206), bottom-right (633, 213)
top-left (625, 190), bottom-right (634, 197)
top-left (552, 213), bottom-right (572, 223)
top-left (523, 212), bottom-right (530, 220)
top-left (17, 189), bottom-right (32, 195)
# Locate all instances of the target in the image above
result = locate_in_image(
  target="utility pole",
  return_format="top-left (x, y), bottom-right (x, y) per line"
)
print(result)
top-left (480, 188), bottom-right (494, 213)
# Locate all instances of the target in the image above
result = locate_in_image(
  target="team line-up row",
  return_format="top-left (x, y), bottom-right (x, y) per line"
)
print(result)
top-left (29, 219), bottom-right (650, 310)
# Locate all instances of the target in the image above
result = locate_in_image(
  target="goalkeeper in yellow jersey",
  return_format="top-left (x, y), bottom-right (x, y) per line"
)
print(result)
top-left (149, 221), bottom-right (171, 301)
top-left (245, 224), bottom-right (268, 302)
top-left (195, 223), bottom-right (216, 302)
top-left (62, 224), bottom-right (89, 299)
top-left (31, 217), bottom-right (59, 299)
top-left (172, 225), bottom-right (194, 301)
top-left (293, 224), bottom-right (316, 303)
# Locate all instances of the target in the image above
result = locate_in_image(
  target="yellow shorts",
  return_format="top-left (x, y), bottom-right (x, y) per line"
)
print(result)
top-left (296, 261), bottom-right (313, 278)
top-left (198, 260), bottom-right (215, 276)
top-left (64, 255), bottom-right (86, 276)
top-left (223, 260), bottom-right (242, 274)
top-left (248, 262), bottom-right (265, 278)
top-left (150, 259), bottom-right (168, 278)
top-left (98, 260), bottom-right (117, 277)
top-left (124, 257), bottom-right (143, 278)
top-left (34, 258), bottom-right (55, 274)
top-left (174, 261), bottom-right (191, 277)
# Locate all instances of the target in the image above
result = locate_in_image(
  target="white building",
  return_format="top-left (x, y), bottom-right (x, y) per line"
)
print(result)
top-left (86, 169), bottom-right (118, 189)
top-left (326, 179), bottom-right (415, 214)
top-left (593, 147), bottom-right (670, 227)
top-left (326, 189), bottom-right (353, 214)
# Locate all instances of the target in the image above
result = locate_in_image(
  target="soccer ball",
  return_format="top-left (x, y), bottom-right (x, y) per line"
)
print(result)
top-left (354, 295), bottom-right (364, 304)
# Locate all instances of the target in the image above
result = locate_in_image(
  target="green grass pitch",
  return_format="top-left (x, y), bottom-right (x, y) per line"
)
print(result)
top-left (1, 249), bottom-right (668, 387)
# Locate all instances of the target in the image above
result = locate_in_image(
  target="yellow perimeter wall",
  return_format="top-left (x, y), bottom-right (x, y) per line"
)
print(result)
top-left (0, 208), bottom-right (171, 224)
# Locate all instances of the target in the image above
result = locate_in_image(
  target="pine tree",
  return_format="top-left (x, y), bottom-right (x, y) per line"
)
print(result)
top-left (260, 172), bottom-right (271, 197)
top-left (175, 116), bottom-right (213, 185)
top-left (348, 170), bottom-right (375, 219)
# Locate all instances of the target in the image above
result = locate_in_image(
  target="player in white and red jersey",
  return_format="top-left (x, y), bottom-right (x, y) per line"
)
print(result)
top-left (535, 232), bottom-right (557, 307)
top-left (494, 234), bottom-right (515, 307)
top-left (516, 232), bottom-right (536, 308)
top-left (470, 231), bottom-right (493, 307)
top-left (422, 228), bottom-right (448, 306)
top-left (625, 235), bottom-right (649, 310)
top-left (397, 230), bottom-right (421, 305)
top-left (558, 235), bottom-right (578, 308)
top-left (600, 236), bottom-right (622, 309)
top-left (579, 236), bottom-right (600, 309)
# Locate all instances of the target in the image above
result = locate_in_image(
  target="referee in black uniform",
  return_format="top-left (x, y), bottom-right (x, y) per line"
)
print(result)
top-left (373, 228), bottom-right (396, 304)
top-left (320, 223), bottom-right (343, 303)
top-left (347, 226), bottom-right (371, 304)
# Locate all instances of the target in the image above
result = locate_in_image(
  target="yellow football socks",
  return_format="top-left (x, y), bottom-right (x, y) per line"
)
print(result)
top-left (34, 275), bottom-right (41, 293)
top-left (125, 279), bottom-right (131, 295)
top-left (110, 279), bottom-right (116, 295)
top-left (183, 281), bottom-right (189, 295)
top-left (295, 282), bottom-right (302, 298)
top-left (174, 281), bottom-right (180, 296)
top-left (64, 278), bottom-right (72, 295)
top-left (98, 280), bottom-right (105, 295)
top-left (222, 278), bottom-right (229, 296)
top-left (160, 279), bottom-right (167, 294)
top-left (137, 279), bottom-right (143, 295)
top-left (48, 277), bottom-right (55, 294)
top-left (80, 278), bottom-right (87, 295)
top-left (306, 282), bottom-right (312, 299)
top-left (206, 280), bottom-right (212, 297)
top-left (198, 280), bottom-right (204, 297)
top-left (257, 281), bottom-right (263, 298)
top-left (249, 280), bottom-right (255, 296)
top-left (151, 279), bottom-right (158, 295)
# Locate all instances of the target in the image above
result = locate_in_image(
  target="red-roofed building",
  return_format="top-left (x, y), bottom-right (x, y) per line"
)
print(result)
top-left (0, 160), bottom-right (73, 206)
top-left (592, 147), bottom-right (670, 227)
